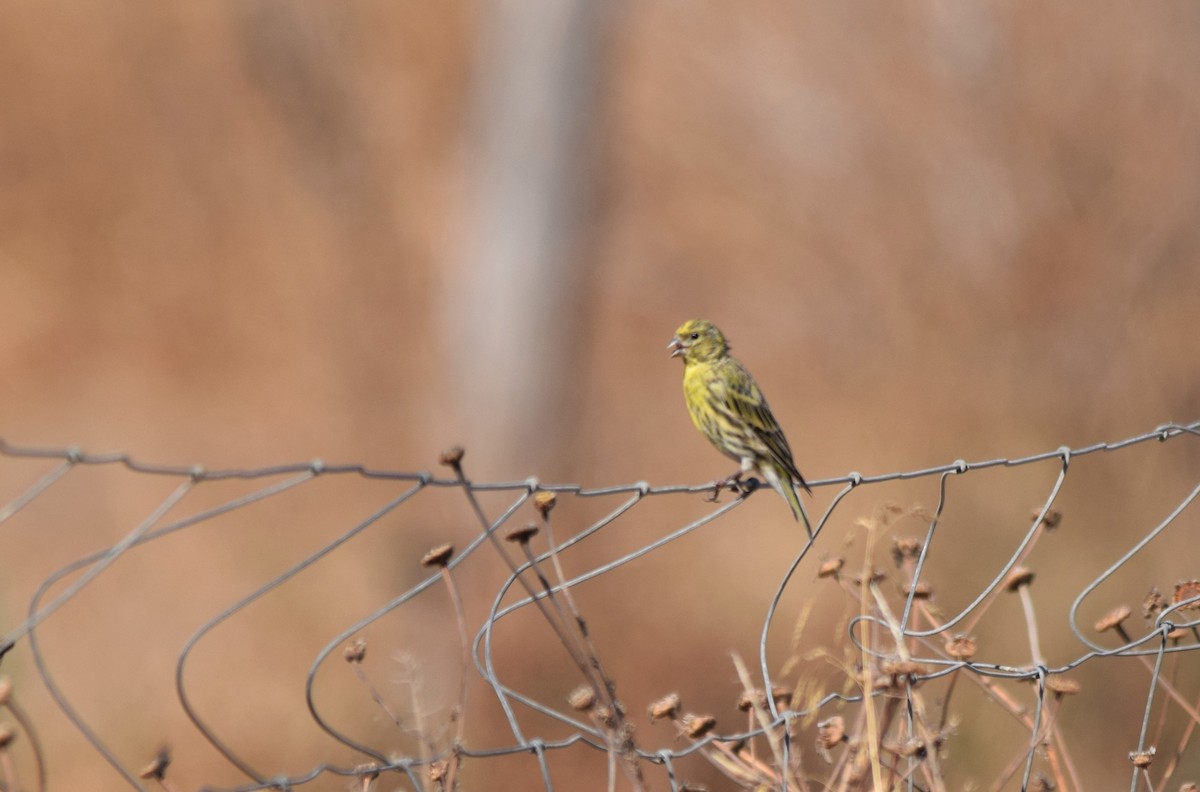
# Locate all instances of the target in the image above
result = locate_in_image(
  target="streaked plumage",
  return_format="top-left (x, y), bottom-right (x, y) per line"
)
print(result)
top-left (668, 319), bottom-right (812, 533)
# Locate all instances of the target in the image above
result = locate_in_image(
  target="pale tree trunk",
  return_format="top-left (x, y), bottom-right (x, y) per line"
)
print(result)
top-left (445, 0), bottom-right (612, 475)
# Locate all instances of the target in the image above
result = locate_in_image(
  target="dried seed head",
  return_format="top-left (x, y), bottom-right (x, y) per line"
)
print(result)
top-left (1004, 566), bottom-right (1036, 592)
top-left (617, 721), bottom-right (637, 752)
top-left (421, 543), bottom-right (454, 568)
top-left (593, 704), bottom-right (616, 728)
top-left (891, 537), bottom-right (922, 564)
top-left (1029, 773), bottom-right (1057, 792)
top-left (905, 581), bottom-right (933, 599)
top-left (852, 568), bottom-right (887, 587)
top-left (1173, 580), bottom-right (1200, 610)
top-left (682, 713), bottom-right (717, 739)
top-left (771, 687), bottom-right (793, 708)
top-left (1130, 747), bottom-right (1155, 768)
top-left (343, 639), bottom-right (367, 664)
top-left (1035, 508), bottom-right (1062, 530)
top-left (1094, 605), bottom-right (1132, 633)
top-left (817, 557), bottom-right (844, 578)
top-left (816, 716), bottom-right (847, 749)
top-left (736, 689), bottom-right (763, 712)
top-left (648, 693), bottom-right (681, 721)
top-left (505, 523), bottom-right (539, 544)
top-left (896, 738), bottom-right (926, 758)
top-left (944, 634), bottom-right (977, 660)
top-left (138, 747), bottom-right (170, 780)
top-left (1143, 588), bottom-right (1166, 619)
top-left (438, 446), bottom-right (465, 467)
top-left (734, 686), bottom-right (788, 712)
top-left (1046, 676), bottom-right (1081, 697)
top-left (880, 658), bottom-right (927, 678)
top-left (533, 490), bottom-right (557, 516)
top-left (429, 759), bottom-right (449, 782)
top-left (0, 677), bottom-right (11, 706)
top-left (568, 685), bottom-right (596, 711)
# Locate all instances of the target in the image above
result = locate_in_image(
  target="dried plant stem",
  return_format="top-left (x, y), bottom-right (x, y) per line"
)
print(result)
top-left (444, 453), bottom-right (643, 791)
top-left (960, 526), bottom-right (1048, 636)
top-left (987, 679), bottom-right (1074, 792)
top-left (515, 542), bottom-right (634, 790)
top-left (912, 598), bottom-right (1073, 790)
top-left (938, 669), bottom-right (960, 734)
top-left (1048, 728), bottom-right (1082, 792)
top-left (353, 663), bottom-right (401, 728)
top-left (1151, 671), bottom-right (1200, 726)
top-left (1155, 688), bottom-right (1200, 791)
top-left (1109, 623), bottom-right (1200, 727)
top-left (702, 734), bottom-right (778, 786)
top-left (988, 737), bottom-right (1038, 792)
top-left (858, 525), bottom-right (886, 792)
top-left (1016, 584), bottom-right (1044, 667)
top-left (405, 660), bottom-right (433, 773)
top-left (732, 652), bottom-right (801, 790)
top-left (437, 565), bottom-right (471, 789)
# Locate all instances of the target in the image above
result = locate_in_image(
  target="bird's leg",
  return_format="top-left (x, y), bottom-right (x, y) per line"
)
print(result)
top-left (706, 470), bottom-right (745, 502)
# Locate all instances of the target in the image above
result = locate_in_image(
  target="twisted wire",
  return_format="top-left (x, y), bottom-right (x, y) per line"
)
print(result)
top-left (0, 420), bottom-right (1195, 791)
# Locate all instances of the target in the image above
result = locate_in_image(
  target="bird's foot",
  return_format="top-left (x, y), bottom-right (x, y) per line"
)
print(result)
top-left (706, 472), bottom-right (746, 502)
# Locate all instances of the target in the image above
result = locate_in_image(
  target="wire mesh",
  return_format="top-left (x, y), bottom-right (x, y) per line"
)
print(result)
top-left (0, 421), bottom-right (1197, 791)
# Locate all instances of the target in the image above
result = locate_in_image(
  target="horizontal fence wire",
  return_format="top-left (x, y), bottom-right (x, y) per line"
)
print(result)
top-left (0, 420), bottom-right (1197, 792)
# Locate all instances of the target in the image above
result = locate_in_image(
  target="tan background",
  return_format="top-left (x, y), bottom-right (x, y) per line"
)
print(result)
top-left (1, 2), bottom-right (1199, 789)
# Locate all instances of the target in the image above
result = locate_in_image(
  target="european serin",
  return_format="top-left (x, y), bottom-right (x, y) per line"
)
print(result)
top-left (668, 319), bottom-right (812, 534)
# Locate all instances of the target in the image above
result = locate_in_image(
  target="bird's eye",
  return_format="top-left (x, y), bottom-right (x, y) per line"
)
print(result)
top-left (689, 332), bottom-right (700, 340)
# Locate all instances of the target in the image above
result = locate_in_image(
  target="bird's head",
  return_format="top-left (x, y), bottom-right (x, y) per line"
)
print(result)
top-left (668, 319), bottom-right (729, 364)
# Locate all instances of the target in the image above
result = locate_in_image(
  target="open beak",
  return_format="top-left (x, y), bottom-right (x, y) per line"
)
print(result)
top-left (667, 338), bottom-right (684, 358)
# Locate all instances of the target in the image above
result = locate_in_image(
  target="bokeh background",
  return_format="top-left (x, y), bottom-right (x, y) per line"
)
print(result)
top-left (2, 2), bottom-right (1199, 790)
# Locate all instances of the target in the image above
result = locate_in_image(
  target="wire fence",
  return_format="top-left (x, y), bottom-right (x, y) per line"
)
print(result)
top-left (0, 421), bottom-right (1198, 791)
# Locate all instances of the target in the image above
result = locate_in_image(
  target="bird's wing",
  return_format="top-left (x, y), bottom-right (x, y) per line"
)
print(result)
top-left (713, 359), bottom-right (809, 491)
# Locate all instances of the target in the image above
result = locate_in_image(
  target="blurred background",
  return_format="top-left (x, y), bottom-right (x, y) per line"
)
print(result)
top-left (1, 2), bottom-right (1199, 790)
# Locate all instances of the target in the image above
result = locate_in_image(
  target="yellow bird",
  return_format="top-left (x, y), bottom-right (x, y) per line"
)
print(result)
top-left (668, 319), bottom-right (812, 535)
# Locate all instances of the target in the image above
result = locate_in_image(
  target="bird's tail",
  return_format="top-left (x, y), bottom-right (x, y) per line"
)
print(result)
top-left (764, 465), bottom-right (814, 539)
top-left (786, 481), bottom-right (813, 539)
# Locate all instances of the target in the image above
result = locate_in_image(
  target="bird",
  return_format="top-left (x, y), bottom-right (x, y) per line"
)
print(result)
top-left (668, 319), bottom-right (812, 535)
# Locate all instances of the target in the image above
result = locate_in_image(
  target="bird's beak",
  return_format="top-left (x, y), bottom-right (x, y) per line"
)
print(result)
top-left (667, 338), bottom-right (684, 358)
